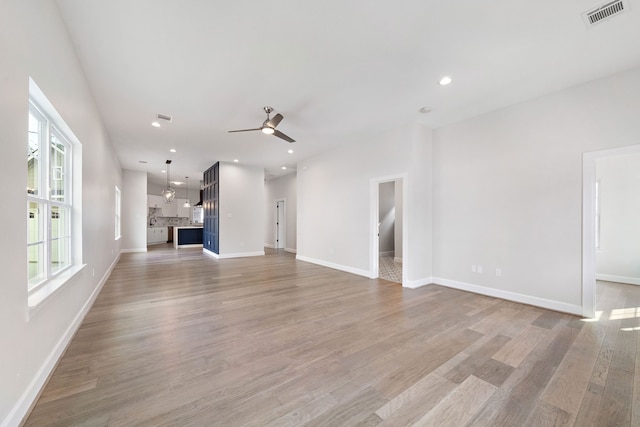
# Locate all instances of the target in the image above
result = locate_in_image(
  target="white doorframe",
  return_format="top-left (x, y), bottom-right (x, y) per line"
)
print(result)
top-left (275, 199), bottom-right (286, 249)
top-left (370, 174), bottom-right (408, 285)
top-left (582, 143), bottom-right (640, 318)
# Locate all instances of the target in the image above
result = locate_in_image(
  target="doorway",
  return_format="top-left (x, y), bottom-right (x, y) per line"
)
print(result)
top-left (275, 200), bottom-right (285, 249)
top-left (370, 175), bottom-right (407, 285)
top-left (583, 143), bottom-right (640, 318)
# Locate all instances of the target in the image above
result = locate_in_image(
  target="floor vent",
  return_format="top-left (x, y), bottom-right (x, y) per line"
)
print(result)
top-left (157, 113), bottom-right (173, 122)
top-left (583, 0), bottom-right (625, 26)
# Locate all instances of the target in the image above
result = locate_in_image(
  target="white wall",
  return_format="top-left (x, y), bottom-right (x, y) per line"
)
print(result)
top-left (264, 173), bottom-right (297, 252)
top-left (219, 162), bottom-right (265, 257)
top-left (297, 123), bottom-right (432, 284)
top-left (394, 179), bottom-right (403, 261)
top-left (378, 181), bottom-right (395, 254)
top-left (433, 66), bottom-right (640, 314)
top-left (147, 181), bottom-right (166, 197)
top-left (121, 170), bottom-right (147, 252)
top-left (0, 1), bottom-right (122, 425)
top-left (596, 153), bottom-right (640, 285)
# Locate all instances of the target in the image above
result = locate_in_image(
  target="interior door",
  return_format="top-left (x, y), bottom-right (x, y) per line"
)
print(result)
top-left (276, 200), bottom-right (285, 249)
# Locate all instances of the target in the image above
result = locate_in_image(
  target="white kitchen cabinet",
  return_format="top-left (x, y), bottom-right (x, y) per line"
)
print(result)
top-left (147, 227), bottom-right (168, 244)
top-left (162, 201), bottom-right (178, 217)
top-left (176, 199), bottom-right (191, 218)
top-left (147, 195), bottom-right (165, 209)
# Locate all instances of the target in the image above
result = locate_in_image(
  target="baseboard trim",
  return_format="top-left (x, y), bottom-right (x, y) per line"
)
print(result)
top-left (5, 254), bottom-right (120, 427)
top-left (596, 274), bottom-right (640, 286)
top-left (431, 277), bottom-right (583, 315)
top-left (203, 248), bottom-right (265, 259)
top-left (120, 248), bottom-right (147, 253)
top-left (218, 251), bottom-right (265, 259)
top-left (394, 257), bottom-right (403, 263)
top-left (296, 255), bottom-right (370, 278)
top-left (403, 277), bottom-right (433, 289)
top-left (203, 248), bottom-right (218, 258)
top-left (264, 244), bottom-right (296, 254)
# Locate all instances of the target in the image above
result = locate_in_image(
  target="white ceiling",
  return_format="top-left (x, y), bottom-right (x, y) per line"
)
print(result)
top-left (54, 0), bottom-right (640, 190)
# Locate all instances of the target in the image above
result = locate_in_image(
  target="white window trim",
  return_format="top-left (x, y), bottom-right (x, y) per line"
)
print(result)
top-left (28, 77), bottom-right (84, 309)
top-left (115, 186), bottom-right (122, 240)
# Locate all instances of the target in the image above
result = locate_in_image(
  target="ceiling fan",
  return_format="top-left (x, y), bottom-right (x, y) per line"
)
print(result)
top-left (228, 106), bottom-right (295, 143)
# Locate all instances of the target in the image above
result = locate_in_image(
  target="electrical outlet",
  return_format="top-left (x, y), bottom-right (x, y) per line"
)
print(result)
top-left (477, 265), bottom-right (483, 274)
top-left (496, 268), bottom-right (502, 277)
top-left (471, 265), bottom-right (477, 273)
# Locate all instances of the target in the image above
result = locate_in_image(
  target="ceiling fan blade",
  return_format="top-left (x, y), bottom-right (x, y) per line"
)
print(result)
top-left (228, 128), bottom-right (262, 133)
top-left (267, 113), bottom-right (283, 129)
top-left (273, 129), bottom-right (295, 143)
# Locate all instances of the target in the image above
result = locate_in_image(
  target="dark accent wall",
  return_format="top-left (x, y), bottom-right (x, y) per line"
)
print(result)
top-left (203, 162), bottom-right (219, 253)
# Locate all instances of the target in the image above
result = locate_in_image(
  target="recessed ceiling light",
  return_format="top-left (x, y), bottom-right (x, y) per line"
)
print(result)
top-left (162, 170), bottom-right (166, 173)
top-left (288, 149), bottom-right (294, 154)
top-left (233, 159), bottom-right (239, 163)
top-left (169, 148), bottom-right (176, 153)
top-left (173, 181), bottom-right (182, 186)
top-left (151, 121), bottom-right (160, 128)
top-left (419, 107), bottom-right (432, 114)
top-left (281, 166), bottom-right (287, 170)
top-left (439, 76), bottom-right (452, 86)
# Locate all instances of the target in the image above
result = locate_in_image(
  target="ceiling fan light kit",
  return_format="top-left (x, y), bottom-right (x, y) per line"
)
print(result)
top-left (228, 106), bottom-right (295, 143)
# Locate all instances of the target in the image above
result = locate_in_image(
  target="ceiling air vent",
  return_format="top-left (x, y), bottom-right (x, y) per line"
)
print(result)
top-left (157, 113), bottom-right (173, 123)
top-left (583, 0), bottom-right (625, 26)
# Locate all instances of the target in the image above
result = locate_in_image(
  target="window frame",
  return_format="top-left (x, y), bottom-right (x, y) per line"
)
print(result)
top-left (27, 100), bottom-right (75, 291)
top-left (115, 186), bottom-right (122, 240)
top-left (27, 78), bottom-right (84, 313)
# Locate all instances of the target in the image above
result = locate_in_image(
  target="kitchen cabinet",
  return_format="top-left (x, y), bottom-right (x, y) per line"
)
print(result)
top-left (176, 199), bottom-right (191, 218)
top-left (173, 226), bottom-right (203, 248)
top-left (162, 201), bottom-right (178, 217)
top-left (147, 227), bottom-right (168, 245)
top-left (147, 195), bottom-right (165, 209)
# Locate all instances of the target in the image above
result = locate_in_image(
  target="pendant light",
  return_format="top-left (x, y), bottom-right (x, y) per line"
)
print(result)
top-left (183, 176), bottom-right (191, 208)
top-left (161, 160), bottom-right (176, 203)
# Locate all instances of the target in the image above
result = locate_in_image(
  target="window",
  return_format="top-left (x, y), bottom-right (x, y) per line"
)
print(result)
top-left (27, 99), bottom-right (73, 290)
top-left (595, 180), bottom-right (601, 249)
top-left (115, 186), bottom-right (121, 240)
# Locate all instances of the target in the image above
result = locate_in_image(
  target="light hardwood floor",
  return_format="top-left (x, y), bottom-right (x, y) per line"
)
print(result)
top-left (25, 245), bottom-right (639, 426)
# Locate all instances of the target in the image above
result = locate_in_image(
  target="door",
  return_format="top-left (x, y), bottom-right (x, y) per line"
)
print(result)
top-left (276, 200), bottom-right (285, 249)
top-left (370, 175), bottom-right (405, 285)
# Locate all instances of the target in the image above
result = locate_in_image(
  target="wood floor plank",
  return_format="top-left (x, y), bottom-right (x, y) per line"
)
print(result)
top-left (23, 248), bottom-right (640, 426)
top-left (443, 334), bottom-right (511, 384)
top-left (374, 371), bottom-right (456, 421)
top-left (632, 329), bottom-right (640, 427)
top-left (596, 365), bottom-right (633, 426)
top-left (540, 324), bottom-right (602, 415)
top-left (525, 400), bottom-right (573, 426)
top-left (411, 375), bottom-right (496, 427)
top-left (492, 324), bottom-right (549, 367)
